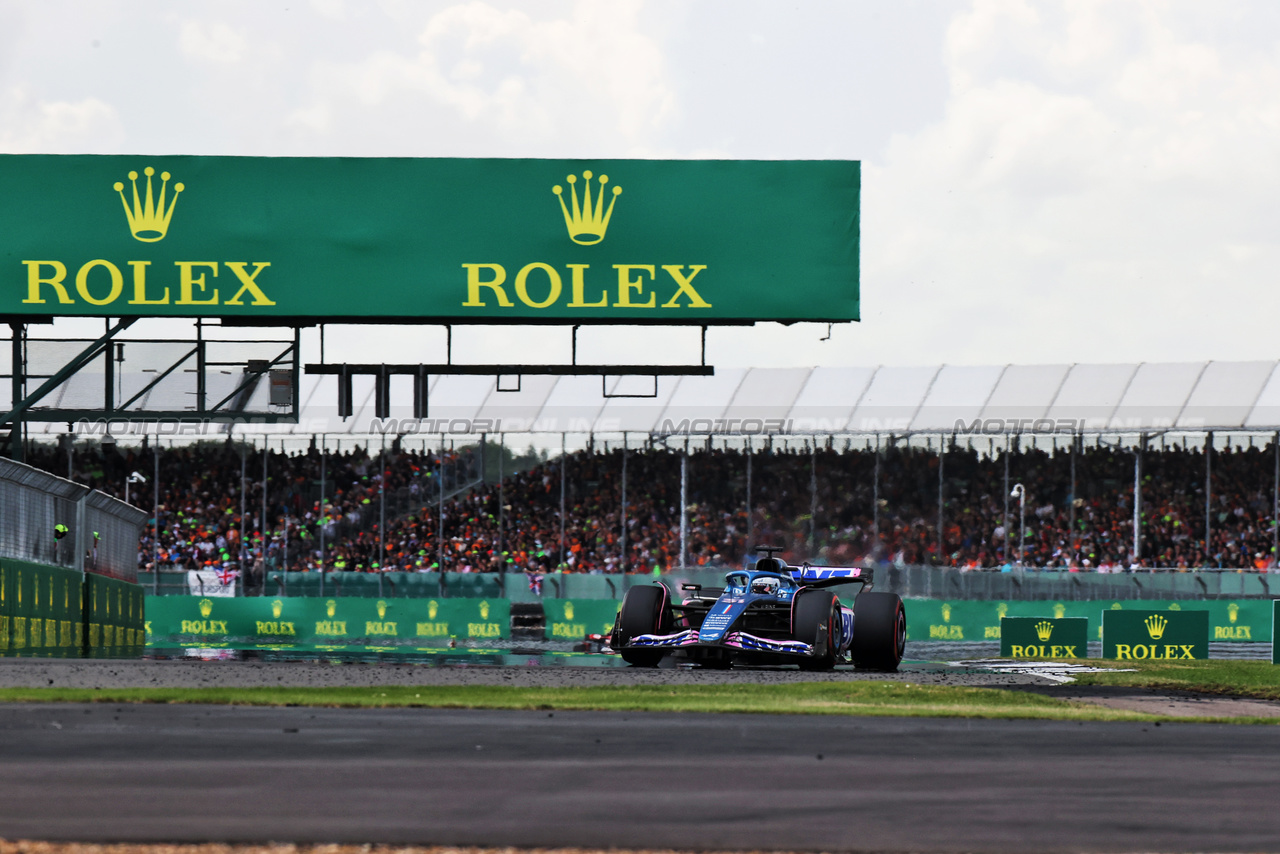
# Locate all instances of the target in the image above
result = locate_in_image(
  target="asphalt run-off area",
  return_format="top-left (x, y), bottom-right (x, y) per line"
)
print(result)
top-left (1, 657), bottom-right (1280, 852)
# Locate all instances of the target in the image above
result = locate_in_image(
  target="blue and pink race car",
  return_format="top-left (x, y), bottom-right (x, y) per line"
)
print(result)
top-left (609, 548), bottom-right (906, 670)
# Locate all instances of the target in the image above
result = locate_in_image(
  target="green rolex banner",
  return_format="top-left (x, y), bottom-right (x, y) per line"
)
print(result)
top-left (145, 596), bottom-right (510, 649)
top-left (1102, 610), bottom-right (1209, 660)
top-left (999, 617), bottom-right (1088, 659)
top-left (542, 599), bottom-right (622, 640)
top-left (904, 599), bottom-right (1270, 644)
top-left (0, 156), bottom-right (860, 324)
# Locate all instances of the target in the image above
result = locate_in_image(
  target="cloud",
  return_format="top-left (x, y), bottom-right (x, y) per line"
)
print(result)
top-left (0, 85), bottom-right (123, 153)
top-left (861, 0), bottom-right (1280, 365)
top-left (282, 0), bottom-right (675, 154)
top-left (179, 20), bottom-right (250, 64)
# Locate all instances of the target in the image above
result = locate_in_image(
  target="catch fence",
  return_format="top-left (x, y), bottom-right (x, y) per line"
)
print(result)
top-left (136, 564), bottom-right (1279, 602)
top-left (0, 458), bottom-right (146, 582)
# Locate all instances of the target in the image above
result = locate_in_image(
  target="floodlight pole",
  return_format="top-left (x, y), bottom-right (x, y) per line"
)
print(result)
top-left (937, 438), bottom-right (946, 563)
top-left (283, 509), bottom-right (289, 590)
top-left (238, 444), bottom-right (245, 596)
top-left (498, 433), bottom-right (505, 586)
top-left (1003, 447), bottom-right (1011, 565)
top-left (1010, 483), bottom-right (1026, 567)
top-left (281, 442), bottom-right (288, 596)
top-left (437, 441), bottom-right (445, 597)
top-left (620, 433), bottom-right (628, 573)
top-left (1069, 435), bottom-right (1077, 537)
top-left (1273, 432), bottom-right (1279, 569)
top-left (378, 434), bottom-right (385, 597)
top-left (680, 439), bottom-right (689, 569)
top-left (808, 439), bottom-right (818, 556)
top-left (153, 444), bottom-right (160, 595)
top-left (318, 438), bottom-right (326, 594)
top-left (1132, 434), bottom-right (1145, 566)
top-left (560, 433), bottom-right (567, 569)
top-left (745, 442), bottom-right (753, 564)
top-left (1205, 431), bottom-right (1214, 565)
top-left (872, 436), bottom-right (880, 543)
top-left (261, 441), bottom-right (268, 597)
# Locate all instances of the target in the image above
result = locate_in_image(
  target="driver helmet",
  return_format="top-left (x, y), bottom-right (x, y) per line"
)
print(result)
top-left (750, 576), bottom-right (779, 595)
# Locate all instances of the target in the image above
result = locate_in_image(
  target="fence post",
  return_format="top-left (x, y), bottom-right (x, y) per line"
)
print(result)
top-left (75, 495), bottom-right (86, 579)
top-left (154, 444), bottom-right (160, 595)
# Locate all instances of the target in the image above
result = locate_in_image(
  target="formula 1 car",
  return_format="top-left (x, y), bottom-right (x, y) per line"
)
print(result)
top-left (609, 548), bottom-right (906, 671)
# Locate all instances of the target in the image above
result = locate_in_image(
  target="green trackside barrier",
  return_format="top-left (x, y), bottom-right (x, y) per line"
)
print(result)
top-left (999, 617), bottom-right (1089, 659)
top-left (84, 573), bottom-right (145, 659)
top-left (145, 596), bottom-right (511, 650)
top-left (1101, 610), bottom-right (1209, 660)
top-left (0, 560), bottom-right (139, 658)
top-left (1, 561), bottom-right (83, 657)
top-left (542, 599), bottom-right (622, 640)
top-left (1273, 601), bottom-right (1279, 665)
top-left (904, 599), bottom-right (1272, 644)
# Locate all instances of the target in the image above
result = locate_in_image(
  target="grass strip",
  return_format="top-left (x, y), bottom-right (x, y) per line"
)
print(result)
top-left (0, 682), bottom-right (1188, 722)
top-left (1072, 659), bottom-right (1280, 700)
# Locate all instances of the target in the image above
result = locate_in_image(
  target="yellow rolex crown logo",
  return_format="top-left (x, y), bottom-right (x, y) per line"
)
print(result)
top-left (1228, 603), bottom-right (1239, 623)
top-left (1035, 621), bottom-right (1054, 642)
top-left (552, 170), bottom-right (621, 245)
top-left (428, 600), bottom-right (439, 620)
top-left (941, 603), bottom-right (952, 623)
top-left (377, 600), bottom-right (387, 619)
top-left (479, 600), bottom-right (490, 620)
top-left (326, 599), bottom-right (337, 618)
top-left (564, 601), bottom-right (575, 620)
top-left (272, 599), bottom-right (283, 619)
top-left (113, 166), bottom-right (183, 242)
top-left (996, 603), bottom-right (1008, 619)
top-left (199, 598), bottom-right (213, 618)
top-left (1145, 614), bottom-right (1168, 639)
top-left (1053, 603), bottom-right (1066, 619)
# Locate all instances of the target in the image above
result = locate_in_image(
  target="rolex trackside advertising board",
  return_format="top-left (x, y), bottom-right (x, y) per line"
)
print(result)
top-left (0, 156), bottom-right (860, 323)
top-left (1101, 609), bottom-right (1209, 660)
top-left (999, 617), bottom-right (1088, 659)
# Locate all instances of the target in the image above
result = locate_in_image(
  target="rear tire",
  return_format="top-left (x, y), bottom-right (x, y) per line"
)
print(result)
top-left (793, 589), bottom-right (838, 671)
top-left (850, 592), bottom-right (906, 672)
top-left (615, 585), bottom-right (671, 667)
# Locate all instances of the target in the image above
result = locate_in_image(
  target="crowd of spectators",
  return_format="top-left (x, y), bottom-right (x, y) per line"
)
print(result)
top-left (24, 434), bottom-right (1280, 573)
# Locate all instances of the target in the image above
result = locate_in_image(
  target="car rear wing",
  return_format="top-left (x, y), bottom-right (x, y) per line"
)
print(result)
top-left (788, 566), bottom-right (874, 590)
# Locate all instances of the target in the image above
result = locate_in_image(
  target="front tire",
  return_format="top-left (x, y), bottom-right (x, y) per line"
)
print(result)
top-left (614, 584), bottom-right (671, 667)
top-left (793, 589), bottom-right (838, 671)
top-left (850, 591), bottom-right (906, 671)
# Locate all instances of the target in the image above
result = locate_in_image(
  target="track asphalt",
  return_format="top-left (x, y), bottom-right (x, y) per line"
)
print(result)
top-left (1, 702), bottom-right (1278, 853)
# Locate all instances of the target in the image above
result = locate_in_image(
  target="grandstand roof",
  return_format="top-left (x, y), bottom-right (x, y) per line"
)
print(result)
top-left (46, 361), bottom-right (1280, 438)
top-left (265, 360), bottom-right (1280, 436)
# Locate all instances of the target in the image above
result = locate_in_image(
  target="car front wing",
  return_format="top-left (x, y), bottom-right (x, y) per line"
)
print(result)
top-left (627, 629), bottom-right (815, 657)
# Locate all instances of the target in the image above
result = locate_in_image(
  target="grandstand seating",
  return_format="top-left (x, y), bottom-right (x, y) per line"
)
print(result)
top-left (25, 436), bottom-right (1280, 571)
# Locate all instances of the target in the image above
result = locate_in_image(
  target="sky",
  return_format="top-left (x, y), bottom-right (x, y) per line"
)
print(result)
top-left (3, 0), bottom-right (1280, 371)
